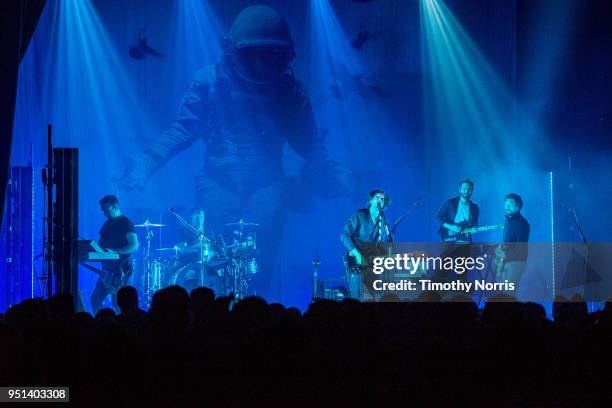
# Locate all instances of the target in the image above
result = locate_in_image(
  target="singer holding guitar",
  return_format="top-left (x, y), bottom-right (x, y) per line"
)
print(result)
top-left (90, 195), bottom-right (139, 313)
top-left (340, 189), bottom-right (391, 299)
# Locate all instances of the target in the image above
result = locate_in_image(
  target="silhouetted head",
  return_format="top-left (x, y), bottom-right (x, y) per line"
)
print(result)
top-left (523, 301), bottom-right (547, 321)
top-left (151, 285), bottom-right (190, 332)
top-left (47, 293), bottom-right (74, 322)
top-left (95, 308), bottom-right (116, 321)
top-left (190, 286), bottom-right (215, 322)
top-left (117, 286), bottom-right (139, 313)
top-left (286, 306), bottom-right (302, 320)
top-left (8, 298), bottom-right (50, 339)
top-left (482, 295), bottom-right (524, 329)
top-left (231, 296), bottom-right (271, 329)
top-left (553, 294), bottom-right (588, 327)
top-left (269, 302), bottom-right (287, 321)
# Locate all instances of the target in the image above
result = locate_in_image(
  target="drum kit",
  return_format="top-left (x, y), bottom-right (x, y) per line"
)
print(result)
top-left (134, 214), bottom-right (260, 306)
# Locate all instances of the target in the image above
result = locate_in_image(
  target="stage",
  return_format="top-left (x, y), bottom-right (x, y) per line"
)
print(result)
top-left (1, 0), bottom-right (611, 313)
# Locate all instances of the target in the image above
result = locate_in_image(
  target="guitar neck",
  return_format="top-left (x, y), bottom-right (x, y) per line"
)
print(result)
top-left (463, 224), bottom-right (503, 234)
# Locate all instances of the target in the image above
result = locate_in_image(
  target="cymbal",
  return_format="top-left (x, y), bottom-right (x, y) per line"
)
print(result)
top-left (225, 219), bottom-right (260, 227)
top-left (135, 220), bottom-right (165, 227)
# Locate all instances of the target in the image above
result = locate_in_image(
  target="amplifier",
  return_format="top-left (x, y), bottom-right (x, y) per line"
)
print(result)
top-left (315, 278), bottom-right (349, 301)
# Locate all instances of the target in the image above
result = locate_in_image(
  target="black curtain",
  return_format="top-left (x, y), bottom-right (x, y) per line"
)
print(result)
top-left (0, 0), bottom-right (46, 228)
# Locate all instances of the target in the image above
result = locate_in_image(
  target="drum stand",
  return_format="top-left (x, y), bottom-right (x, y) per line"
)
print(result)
top-left (143, 223), bottom-right (160, 307)
top-left (230, 257), bottom-right (246, 301)
top-left (229, 222), bottom-right (254, 301)
top-left (312, 258), bottom-right (320, 300)
top-left (198, 234), bottom-right (207, 290)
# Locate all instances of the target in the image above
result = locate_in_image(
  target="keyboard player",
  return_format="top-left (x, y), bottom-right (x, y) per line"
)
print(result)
top-left (90, 195), bottom-right (139, 313)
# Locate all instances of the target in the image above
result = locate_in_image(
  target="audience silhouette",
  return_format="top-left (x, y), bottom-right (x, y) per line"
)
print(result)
top-left (1, 287), bottom-right (609, 404)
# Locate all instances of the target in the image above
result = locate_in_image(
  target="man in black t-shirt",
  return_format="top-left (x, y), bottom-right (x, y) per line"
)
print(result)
top-left (91, 195), bottom-right (139, 313)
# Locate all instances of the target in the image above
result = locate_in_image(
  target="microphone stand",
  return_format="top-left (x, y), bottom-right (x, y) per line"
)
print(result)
top-left (567, 205), bottom-right (588, 244)
top-left (379, 210), bottom-right (394, 260)
top-left (566, 204), bottom-right (590, 305)
top-left (143, 221), bottom-right (155, 306)
top-left (379, 209), bottom-right (391, 242)
top-left (389, 197), bottom-right (422, 242)
top-left (565, 156), bottom-right (592, 310)
top-left (168, 209), bottom-right (211, 289)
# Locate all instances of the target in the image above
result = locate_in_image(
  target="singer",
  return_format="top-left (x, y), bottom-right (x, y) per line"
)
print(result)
top-left (340, 189), bottom-right (391, 299)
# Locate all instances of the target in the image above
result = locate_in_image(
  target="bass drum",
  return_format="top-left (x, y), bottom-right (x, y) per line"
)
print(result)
top-left (169, 261), bottom-right (222, 296)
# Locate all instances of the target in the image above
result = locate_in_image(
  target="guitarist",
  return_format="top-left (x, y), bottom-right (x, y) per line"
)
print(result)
top-left (436, 179), bottom-right (480, 243)
top-left (340, 190), bottom-right (391, 299)
top-left (91, 195), bottom-right (139, 313)
top-left (436, 179), bottom-right (479, 281)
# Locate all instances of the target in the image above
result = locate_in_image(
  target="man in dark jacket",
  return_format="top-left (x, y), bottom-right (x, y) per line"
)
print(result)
top-left (341, 190), bottom-right (391, 299)
top-left (495, 193), bottom-right (530, 288)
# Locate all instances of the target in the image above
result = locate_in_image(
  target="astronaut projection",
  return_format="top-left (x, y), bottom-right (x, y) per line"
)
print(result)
top-left (117, 5), bottom-right (348, 298)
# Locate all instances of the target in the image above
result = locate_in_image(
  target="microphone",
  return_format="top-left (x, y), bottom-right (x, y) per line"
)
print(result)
top-left (168, 207), bottom-right (176, 214)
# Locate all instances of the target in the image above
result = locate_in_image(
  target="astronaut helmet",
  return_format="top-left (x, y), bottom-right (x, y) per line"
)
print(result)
top-left (222, 5), bottom-right (295, 84)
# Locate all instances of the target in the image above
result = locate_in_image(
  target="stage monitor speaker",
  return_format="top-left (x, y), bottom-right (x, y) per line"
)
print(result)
top-left (52, 148), bottom-right (78, 297)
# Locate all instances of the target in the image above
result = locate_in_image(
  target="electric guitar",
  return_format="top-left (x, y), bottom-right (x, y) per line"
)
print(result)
top-left (439, 223), bottom-right (504, 243)
top-left (344, 244), bottom-right (389, 273)
top-left (344, 245), bottom-right (389, 298)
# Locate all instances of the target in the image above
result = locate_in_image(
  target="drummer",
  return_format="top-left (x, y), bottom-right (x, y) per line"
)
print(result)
top-left (178, 208), bottom-right (209, 261)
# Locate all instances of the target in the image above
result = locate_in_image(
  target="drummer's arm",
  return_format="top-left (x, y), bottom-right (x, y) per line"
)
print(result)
top-left (107, 233), bottom-right (139, 255)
